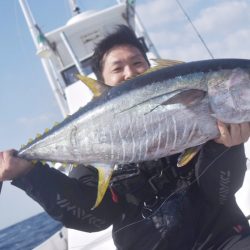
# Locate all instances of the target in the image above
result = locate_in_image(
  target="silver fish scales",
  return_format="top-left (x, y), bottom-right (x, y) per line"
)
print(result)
top-left (18, 58), bottom-right (250, 165)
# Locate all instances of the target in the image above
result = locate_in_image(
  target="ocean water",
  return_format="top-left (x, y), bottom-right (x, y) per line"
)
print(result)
top-left (0, 212), bottom-right (62, 250)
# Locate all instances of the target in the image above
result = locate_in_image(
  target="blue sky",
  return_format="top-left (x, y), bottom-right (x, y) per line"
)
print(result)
top-left (0, 0), bottom-right (250, 230)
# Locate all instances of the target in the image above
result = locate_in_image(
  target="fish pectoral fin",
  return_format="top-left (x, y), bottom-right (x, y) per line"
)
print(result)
top-left (177, 145), bottom-right (202, 167)
top-left (76, 74), bottom-right (108, 97)
top-left (91, 165), bottom-right (114, 210)
top-left (144, 89), bottom-right (206, 115)
top-left (162, 89), bottom-right (206, 107)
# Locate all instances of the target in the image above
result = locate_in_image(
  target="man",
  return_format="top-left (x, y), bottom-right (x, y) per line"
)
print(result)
top-left (1, 25), bottom-right (250, 249)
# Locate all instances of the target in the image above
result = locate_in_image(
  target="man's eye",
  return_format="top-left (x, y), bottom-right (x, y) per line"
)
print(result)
top-left (112, 68), bottom-right (122, 73)
top-left (134, 61), bottom-right (142, 66)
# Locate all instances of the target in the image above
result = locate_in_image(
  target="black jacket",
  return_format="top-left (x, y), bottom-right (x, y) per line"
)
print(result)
top-left (12, 141), bottom-right (249, 249)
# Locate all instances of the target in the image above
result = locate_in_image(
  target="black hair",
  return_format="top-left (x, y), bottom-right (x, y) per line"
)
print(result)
top-left (92, 25), bottom-right (150, 80)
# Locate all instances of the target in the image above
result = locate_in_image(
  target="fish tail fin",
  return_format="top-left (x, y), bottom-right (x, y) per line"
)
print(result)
top-left (91, 165), bottom-right (114, 209)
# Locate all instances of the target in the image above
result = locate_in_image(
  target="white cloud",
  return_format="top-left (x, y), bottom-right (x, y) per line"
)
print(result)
top-left (195, 1), bottom-right (250, 36)
top-left (14, 113), bottom-right (61, 149)
top-left (137, 0), bottom-right (200, 29)
top-left (212, 28), bottom-right (250, 58)
top-left (137, 0), bottom-right (180, 29)
top-left (137, 0), bottom-right (250, 60)
top-left (194, 0), bottom-right (250, 58)
top-left (17, 113), bottom-right (57, 127)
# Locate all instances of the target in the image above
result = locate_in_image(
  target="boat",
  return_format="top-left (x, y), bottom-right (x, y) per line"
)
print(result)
top-left (17, 0), bottom-right (250, 249)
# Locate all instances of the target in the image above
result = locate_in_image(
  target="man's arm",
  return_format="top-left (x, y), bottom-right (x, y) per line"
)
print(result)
top-left (0, 150), bottom-right (119, 232)
top-left (195, 122), bottom-right (250, 206)
top-left (195, 141), bottom-right (246, 206)
top-left (11, 162), bottom-right (120, 232)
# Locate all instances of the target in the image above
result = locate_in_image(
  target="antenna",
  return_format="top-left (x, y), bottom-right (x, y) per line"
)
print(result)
top-left (175, 0), bottom-right (214, 59)
top-left (68, 0), bottom-right (81, 16)
top-left (19, 0), bottom-right (69, 116)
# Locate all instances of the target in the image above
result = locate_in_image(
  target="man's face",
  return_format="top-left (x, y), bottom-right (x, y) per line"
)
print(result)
top-left (101, 45), bottom-right (150, 86)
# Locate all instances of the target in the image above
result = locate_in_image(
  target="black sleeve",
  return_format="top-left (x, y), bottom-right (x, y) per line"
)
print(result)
top-left (195, 140), bottom-right (247, 206)
top-left (11, 162), bottom-right (120, 232)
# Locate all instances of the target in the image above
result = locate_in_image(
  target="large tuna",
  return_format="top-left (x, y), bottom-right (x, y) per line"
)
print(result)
top-left (18, 58), bottom-right (250, 165)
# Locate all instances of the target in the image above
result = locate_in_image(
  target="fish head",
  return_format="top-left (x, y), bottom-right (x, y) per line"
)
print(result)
top-left (208, 68), bottom-right (250, 123)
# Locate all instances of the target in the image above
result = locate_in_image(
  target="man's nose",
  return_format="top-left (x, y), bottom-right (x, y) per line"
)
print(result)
top-left (124, 65), bottom-right (138, 80)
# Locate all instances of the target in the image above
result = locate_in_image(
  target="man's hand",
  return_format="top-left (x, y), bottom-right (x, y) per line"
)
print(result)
top-left (214, 121), bottom-right (250, 147)
top-left (0, 149), bottom-right (34, 181)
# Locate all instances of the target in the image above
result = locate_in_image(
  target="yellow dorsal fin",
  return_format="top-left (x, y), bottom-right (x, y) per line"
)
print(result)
top-left (152, 58), bottom-right (185, 68)
top-left (177, 145), bottom-right (202, 167)
top-left (91, 164), bottom-right (114, 209)
top-left (76, 74), bottom-right (108, 97)
top-left (138, 58), bottom-right (185, 76)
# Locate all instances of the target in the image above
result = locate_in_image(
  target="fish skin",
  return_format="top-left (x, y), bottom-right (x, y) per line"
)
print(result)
top-left (18, 58), bottom-right (250, 165)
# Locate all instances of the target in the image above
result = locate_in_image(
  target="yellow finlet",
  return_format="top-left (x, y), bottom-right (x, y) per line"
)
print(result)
top-left (50, 162), bottom-right (56, 167)
top-left (36, 133), bottom-right (42, 139)
top-left (177, 145), bottom-right (202, 167)
top-left (53, 122), bottom-right (59, 127)
top-left (61, 162), bottom-right (68, 168)
top-left (91, 164), bottom-right (114, 209)
top-left (44, 128), bottom-right (50, 133)
top-left (76, 74), bottom-right (108, 97)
